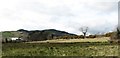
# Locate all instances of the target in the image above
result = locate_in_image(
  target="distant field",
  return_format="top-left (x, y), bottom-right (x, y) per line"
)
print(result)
top-left (27, 37), bottom-right (110, 43)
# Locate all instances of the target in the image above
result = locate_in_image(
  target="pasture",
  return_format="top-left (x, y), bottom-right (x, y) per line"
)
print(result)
top-left (2, 37), bottom-right (119, 57)
top-left (2, 43), bottom-right (119, 57)
top-left (27, 37), bottom-right (110, 43)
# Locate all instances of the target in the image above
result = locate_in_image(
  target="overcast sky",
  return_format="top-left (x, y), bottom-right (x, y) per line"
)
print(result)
top-left (0, 0), bottom-right (119, 35)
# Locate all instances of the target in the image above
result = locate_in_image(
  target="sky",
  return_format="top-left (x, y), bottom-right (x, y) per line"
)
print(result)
top-left (0, 0), bottom-right (119, 35)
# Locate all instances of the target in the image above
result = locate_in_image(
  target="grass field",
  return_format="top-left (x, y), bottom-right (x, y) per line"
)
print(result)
top-left (2, 43), bottom-right (119, 56)
top-left (27, 37), bottom-right (110, 43)
top-left (2, 37), bottom-right (120, 57)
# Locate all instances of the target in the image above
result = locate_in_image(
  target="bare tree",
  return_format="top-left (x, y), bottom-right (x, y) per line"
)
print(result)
top-left (79, 26), bottom-right (88, 39)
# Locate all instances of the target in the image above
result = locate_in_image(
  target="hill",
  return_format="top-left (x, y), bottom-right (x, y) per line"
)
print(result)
top-left (2, 29), bottom-right (77, 42)
top-left (27, 29), bottom-right (77, 41)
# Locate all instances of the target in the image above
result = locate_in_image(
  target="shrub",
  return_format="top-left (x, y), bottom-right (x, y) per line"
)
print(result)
top-left (110, 28), bottom-right (120, 43)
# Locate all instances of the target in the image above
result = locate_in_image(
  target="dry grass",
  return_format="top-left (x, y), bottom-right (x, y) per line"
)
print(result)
top-left (27, 37), bottom-right (110, 43)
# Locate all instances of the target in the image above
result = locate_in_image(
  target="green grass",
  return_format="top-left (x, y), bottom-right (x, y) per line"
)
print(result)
top-left (2, 42), bottom-right (119, 57)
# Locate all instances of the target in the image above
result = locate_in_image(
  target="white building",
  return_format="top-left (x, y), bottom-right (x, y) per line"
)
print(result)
top-left (11, 37), bottom-right (21, 40)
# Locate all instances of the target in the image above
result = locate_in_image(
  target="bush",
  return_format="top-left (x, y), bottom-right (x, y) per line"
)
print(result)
top-left (110, 28), bottom-right (120, 43)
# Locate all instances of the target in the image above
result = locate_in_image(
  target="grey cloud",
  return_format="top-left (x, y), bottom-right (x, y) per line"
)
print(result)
top-left (20, 2), bottom-right (74, 16)
top-left (0, 0), bottom-right (118, 35)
